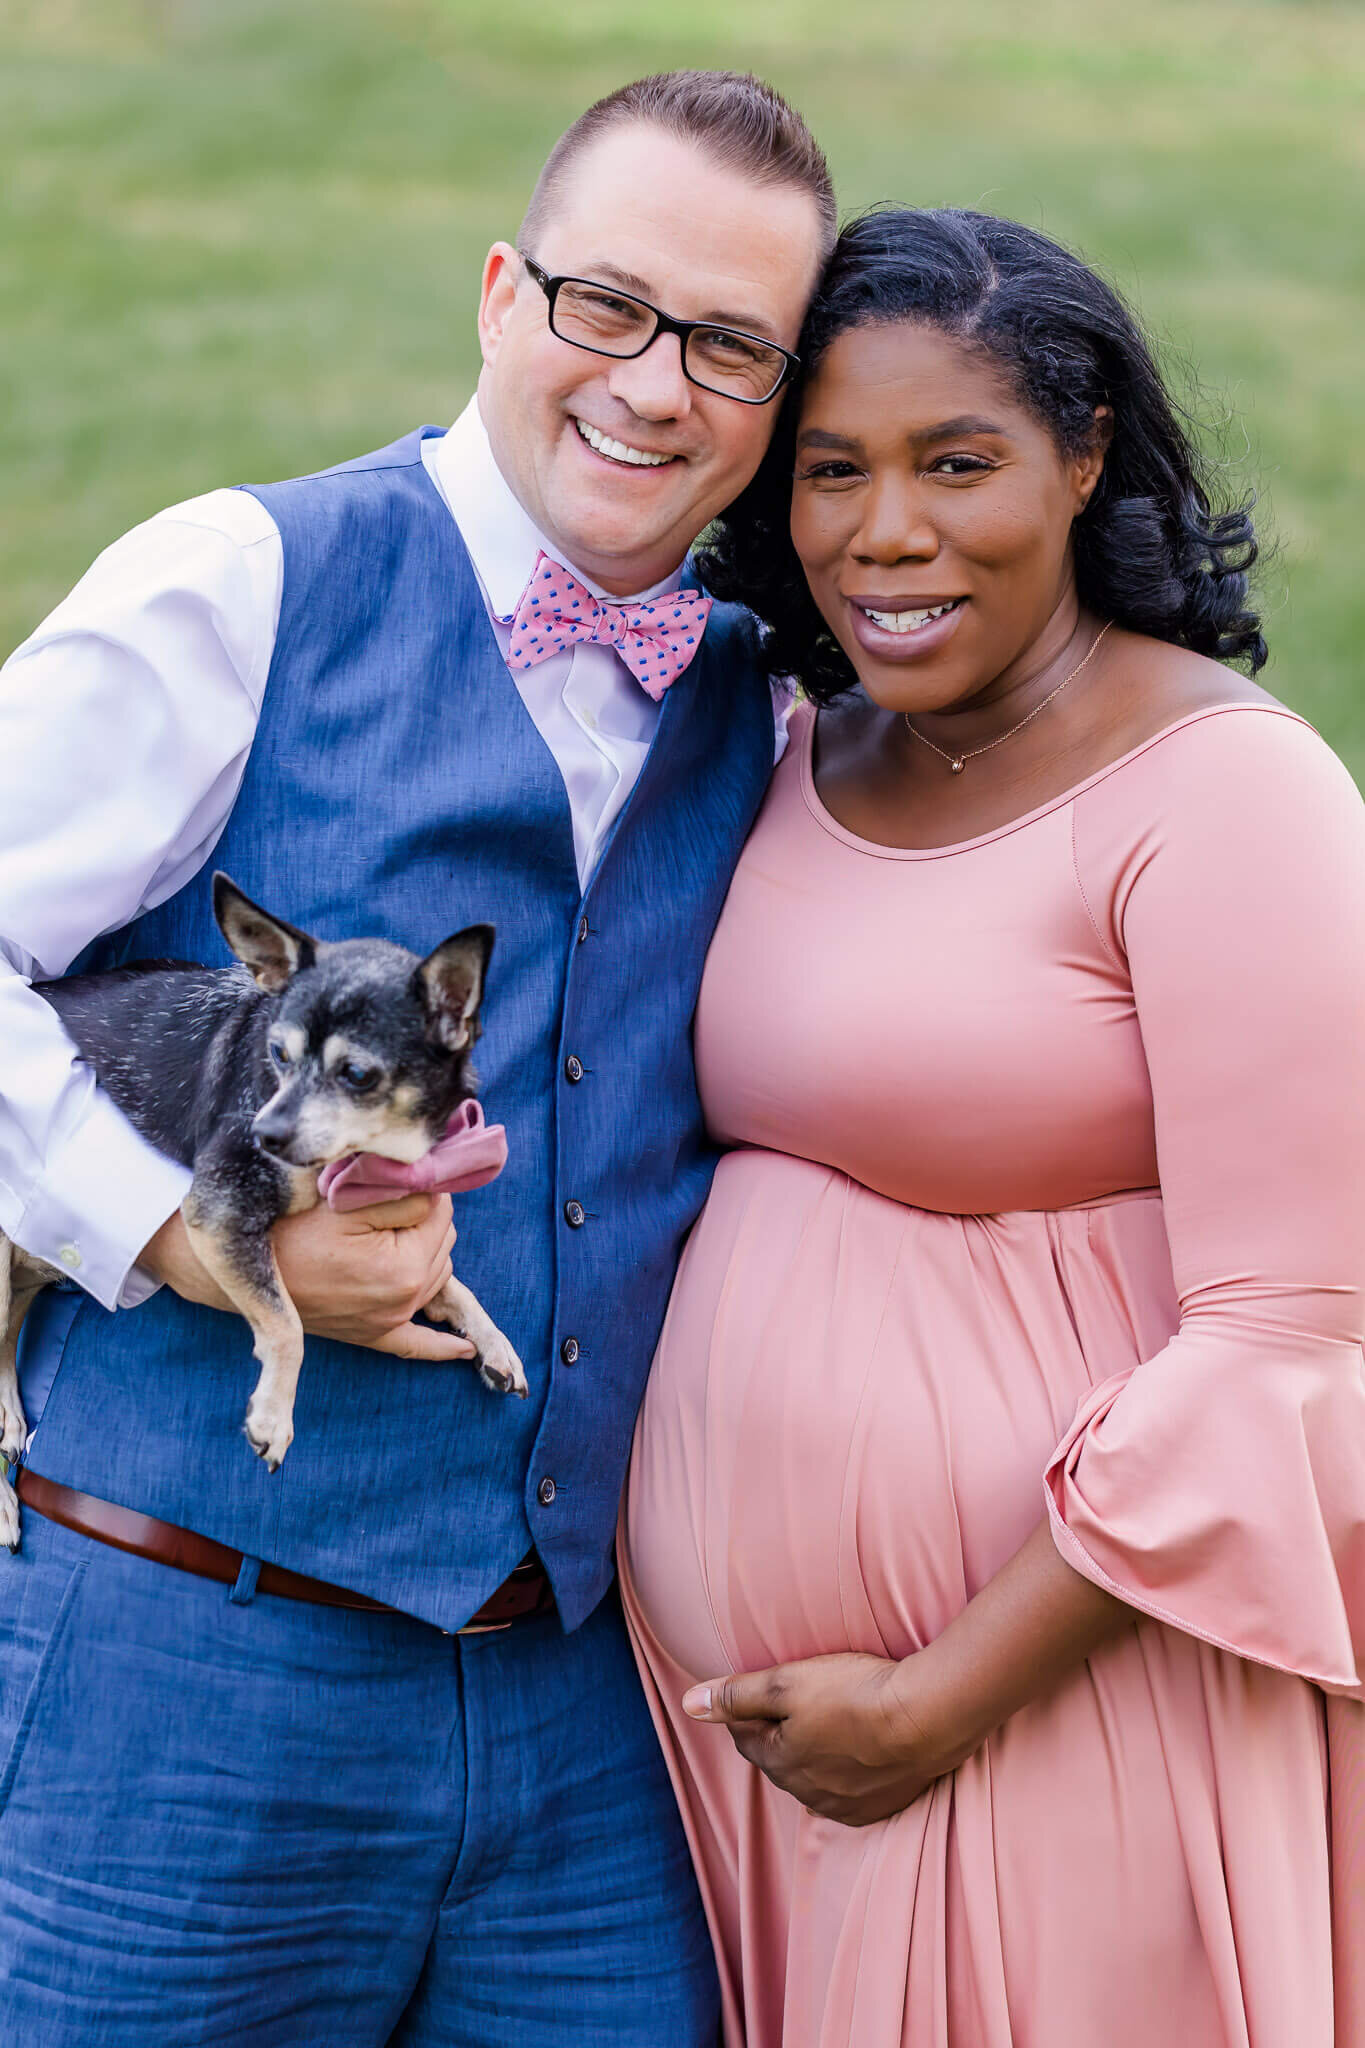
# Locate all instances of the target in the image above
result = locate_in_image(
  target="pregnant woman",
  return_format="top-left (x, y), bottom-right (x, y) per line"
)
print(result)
top-left (619, 209), bottom-right (1365, 2046)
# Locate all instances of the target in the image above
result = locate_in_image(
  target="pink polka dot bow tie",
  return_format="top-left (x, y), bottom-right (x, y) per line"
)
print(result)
top-left (505, 551), bottom-right (712, 701)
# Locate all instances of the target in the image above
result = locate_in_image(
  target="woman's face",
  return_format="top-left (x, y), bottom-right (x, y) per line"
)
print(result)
top-left (790, 320), bottom-right (1106, 714)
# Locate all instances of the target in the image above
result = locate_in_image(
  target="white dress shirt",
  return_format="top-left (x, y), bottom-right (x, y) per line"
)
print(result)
top-left (0, 399), bottom-right (787, 1313)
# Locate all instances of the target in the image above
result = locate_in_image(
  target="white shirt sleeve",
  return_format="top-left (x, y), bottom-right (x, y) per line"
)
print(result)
top-left (0, 490), bottom-right (280, 1309)
top-left (771, 676), bottom-right (798, 763)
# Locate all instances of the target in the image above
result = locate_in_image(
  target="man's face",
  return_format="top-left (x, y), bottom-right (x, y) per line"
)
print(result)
top-left (477, 123), bottom-right (825, 595)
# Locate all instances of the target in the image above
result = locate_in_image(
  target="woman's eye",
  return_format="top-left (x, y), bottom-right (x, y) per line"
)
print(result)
top-left (930, 455), bottom-right (994, 477)
top-left (796, 461), bottom-right (863, 484)
top-left (338, 1062), bottom-right (382, 1094)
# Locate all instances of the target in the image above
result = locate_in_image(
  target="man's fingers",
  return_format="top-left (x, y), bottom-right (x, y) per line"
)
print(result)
top-left (340, 1193), bottom-right (439, 1232)
top-left (682, 1668), bottom-right (789, 1724)
top-left (428, 1225), bottom-right (457, 1285)
top-left (370, 1322), bottom-right (478, 1362)
top-left (413, 1229), bottom-right (459, 1307)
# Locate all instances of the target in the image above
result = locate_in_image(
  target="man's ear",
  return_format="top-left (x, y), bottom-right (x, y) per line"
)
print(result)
top-left (415, 925), bottom-right (495, 1052)
top-left (478, 241), bottom-right (521, 367)
top-left (213, 873), bottom-right (318, 992)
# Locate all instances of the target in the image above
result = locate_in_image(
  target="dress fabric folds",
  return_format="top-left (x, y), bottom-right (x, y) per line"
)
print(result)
top-left (619, 701), bottom-right (1365, 2047)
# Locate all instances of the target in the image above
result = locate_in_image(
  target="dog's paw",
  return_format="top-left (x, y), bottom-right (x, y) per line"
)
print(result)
top-left (0, 1386), bottom-right (27, 1468)
top-left (0, 1472), bottom-right (20, 1553)
top-left (419, 1299), bottom-right (478, 1357)
top-left (474, 1332), bottom-right (528, 1400)
top-left (243, 1395), bottom-right (294, 1473)
top-left (423, 1281), bottom-right (526, 1397)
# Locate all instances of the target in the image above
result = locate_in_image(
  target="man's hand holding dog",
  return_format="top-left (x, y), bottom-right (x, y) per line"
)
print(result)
top-left (141, 1194), bottom-right (477, 1362)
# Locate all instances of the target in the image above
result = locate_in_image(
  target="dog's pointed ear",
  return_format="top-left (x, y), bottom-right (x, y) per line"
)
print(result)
top-left (213, 873), bottom-right (318, 992)
top-left (415, 924), bottom-right (494, 1052)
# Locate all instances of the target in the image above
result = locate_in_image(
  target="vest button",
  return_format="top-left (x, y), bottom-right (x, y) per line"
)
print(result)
top-left (563, 1199), bottom-right (586, 1228)
top-left (537, 1476), bottom-right (557, 1507)
top-left (576, 916), bottom-right (590, 945)
top-left (564, 1054), bottom-right (584, 1083)
top-left (559, 1336), bottom-right (580, 1365)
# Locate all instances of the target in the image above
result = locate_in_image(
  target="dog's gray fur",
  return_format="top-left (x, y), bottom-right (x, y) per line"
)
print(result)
top-left (0, 875), bottom-right (526, 1548)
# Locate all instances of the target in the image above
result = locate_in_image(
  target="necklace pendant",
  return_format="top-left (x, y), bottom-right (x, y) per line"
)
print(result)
top-left (950, 757), bottom-right (965, 774)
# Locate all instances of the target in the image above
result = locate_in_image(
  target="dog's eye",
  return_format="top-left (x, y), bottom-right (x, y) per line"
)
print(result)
top-left (337, 1061), bottom-right (381, 1094)
top-left (269, 1040), bottom-right (292, 1068)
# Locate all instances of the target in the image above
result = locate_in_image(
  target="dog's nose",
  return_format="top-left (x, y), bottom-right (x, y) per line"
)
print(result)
top-left (252, 1107), bottom-right (297, 1157)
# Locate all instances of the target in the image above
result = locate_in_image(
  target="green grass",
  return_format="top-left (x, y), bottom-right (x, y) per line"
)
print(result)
top-left (3, 0), bottom-right (1362, 766)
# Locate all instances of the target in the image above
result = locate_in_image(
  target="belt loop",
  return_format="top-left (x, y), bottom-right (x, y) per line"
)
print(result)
top-left (229, 1555), bottom-right (262, 1606)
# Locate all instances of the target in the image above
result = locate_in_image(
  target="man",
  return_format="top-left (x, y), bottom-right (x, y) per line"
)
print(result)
top-left (0, 71), bottom-right (832, 2046)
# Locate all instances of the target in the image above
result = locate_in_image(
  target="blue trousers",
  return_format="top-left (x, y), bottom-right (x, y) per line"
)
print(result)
top-left (0, 1513), bottom-right (718, 2045)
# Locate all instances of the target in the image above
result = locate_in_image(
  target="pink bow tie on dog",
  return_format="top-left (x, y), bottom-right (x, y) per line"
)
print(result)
top-left (318, 1099), bottom-right (508, 1213)
top-left (505, 551), bottom-right (712, 700)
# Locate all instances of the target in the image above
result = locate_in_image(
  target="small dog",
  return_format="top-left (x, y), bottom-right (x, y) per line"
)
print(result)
top-left (0, 874), bottom-right (526, 1547)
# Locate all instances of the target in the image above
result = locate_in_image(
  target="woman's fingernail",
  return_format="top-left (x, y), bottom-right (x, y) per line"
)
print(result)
top-left (683, 1685), bottom-right (713, 1717)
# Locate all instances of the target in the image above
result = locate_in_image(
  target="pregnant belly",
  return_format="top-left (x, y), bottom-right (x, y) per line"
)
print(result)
top-left (622, 1149), bottom-right (1176, 1683)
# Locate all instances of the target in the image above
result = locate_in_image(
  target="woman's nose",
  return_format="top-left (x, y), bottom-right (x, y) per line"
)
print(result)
top-left (852, 478), bottom-right (939, 565)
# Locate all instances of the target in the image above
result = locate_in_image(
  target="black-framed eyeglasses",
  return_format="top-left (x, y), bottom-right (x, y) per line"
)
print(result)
top-left (520, 255), bottom-right (799, 406)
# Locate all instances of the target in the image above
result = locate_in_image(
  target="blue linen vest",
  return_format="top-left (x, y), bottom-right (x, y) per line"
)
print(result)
top-left (18, 428), bottom-right (774, 1631)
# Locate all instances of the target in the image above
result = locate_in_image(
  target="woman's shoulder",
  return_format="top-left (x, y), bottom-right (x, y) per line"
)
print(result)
top-left (1073, 666), bottom-right (1363, 954)
top-left (1101, 632), bottom-right (1278, 740)
top-left (1085, 635), bottom-right (1354, 810)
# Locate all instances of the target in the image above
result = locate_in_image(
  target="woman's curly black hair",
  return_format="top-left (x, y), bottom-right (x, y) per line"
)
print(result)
top-left (696, 208), bottom-right (1266, 702)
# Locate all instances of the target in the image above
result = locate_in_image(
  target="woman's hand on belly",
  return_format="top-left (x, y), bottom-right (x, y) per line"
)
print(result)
top-left (681, 1649), bottom-right (969, 1828)
top-left (682, 1519), bottom-right (1134, 1826)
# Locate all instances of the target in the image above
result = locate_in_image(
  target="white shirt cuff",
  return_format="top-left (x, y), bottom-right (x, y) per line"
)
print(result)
top-left (13, 1095), bottom-right (192, 1312)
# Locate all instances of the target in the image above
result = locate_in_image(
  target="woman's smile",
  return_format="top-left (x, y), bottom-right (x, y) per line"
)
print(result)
top-left (843, 592), bottom-right (968, 662)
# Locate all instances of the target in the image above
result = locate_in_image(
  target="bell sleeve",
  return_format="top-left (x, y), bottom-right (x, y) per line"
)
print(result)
top-left (1048, 707), bottom-right (1365, 1698)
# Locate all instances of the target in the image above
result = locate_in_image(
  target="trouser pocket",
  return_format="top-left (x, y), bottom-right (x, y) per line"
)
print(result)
top-left (0, 1524), bottom-right (89, 1820)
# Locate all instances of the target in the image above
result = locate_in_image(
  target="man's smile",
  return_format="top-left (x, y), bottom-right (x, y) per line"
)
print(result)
top-left (572, 415), bottom-right (682, 469)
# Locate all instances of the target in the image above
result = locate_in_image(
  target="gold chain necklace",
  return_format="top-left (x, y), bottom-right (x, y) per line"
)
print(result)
top-left (902, 621), bottom-right (1113, 775)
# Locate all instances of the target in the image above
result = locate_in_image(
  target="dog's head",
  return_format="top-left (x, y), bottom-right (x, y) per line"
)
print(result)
top-left (214, 873), bottom-right (494, 1170)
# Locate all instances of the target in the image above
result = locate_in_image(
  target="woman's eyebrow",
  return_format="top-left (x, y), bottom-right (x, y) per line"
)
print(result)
top-left (797, 416), bottom-right (1011, 452)
top-left (796, 427), bottom-right (861, 450)
top-left (922, 414), bottom-right (1010, 439)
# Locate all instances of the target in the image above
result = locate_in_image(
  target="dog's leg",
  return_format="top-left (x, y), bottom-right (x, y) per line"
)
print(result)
top-left (424, 1275), bottom-right (527, 1398)
top-left (181, 1179), bottom-right (304, 1473)
top-left (0, 1239), bottom-right (49, 1551)
top-left (0, 1236), bottom-right (18, 1453)
top-left (0, 1234), bottom-right (21, 1549)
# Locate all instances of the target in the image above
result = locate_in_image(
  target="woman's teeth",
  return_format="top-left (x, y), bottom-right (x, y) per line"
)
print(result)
top-left (861, 599), bottom-right (961, 634)
top-left (575, 418), bottom-right (673, 468)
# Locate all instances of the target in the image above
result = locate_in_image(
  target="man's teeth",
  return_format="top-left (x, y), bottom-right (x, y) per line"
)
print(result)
top-left (575, 418), bottom-right (673, 467)
top-left (863, 600), bottom-right (960, 634)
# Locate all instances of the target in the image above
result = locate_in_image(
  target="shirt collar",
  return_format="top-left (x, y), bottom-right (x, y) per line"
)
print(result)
top-left (430, 397), bottom-right (685, 619)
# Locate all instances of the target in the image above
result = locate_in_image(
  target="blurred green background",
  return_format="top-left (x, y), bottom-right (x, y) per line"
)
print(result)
top-left (3, 0), bottom-right (1361, 765)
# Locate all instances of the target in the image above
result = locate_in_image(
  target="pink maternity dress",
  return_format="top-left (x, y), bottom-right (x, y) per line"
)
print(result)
top-left (619, 701), bottom-right (1365, 2048)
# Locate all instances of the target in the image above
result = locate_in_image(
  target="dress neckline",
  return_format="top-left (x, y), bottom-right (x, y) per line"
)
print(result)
top-left (798, 699), bottom-right (1309, 861)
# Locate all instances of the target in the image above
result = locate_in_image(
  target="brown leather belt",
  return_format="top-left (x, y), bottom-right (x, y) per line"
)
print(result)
top-left (15, 1467), bottom-right (554, 1633)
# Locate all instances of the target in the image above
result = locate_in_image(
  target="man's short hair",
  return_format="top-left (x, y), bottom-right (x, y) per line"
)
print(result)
top-left (520, 70), bottom-right (836, 263)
